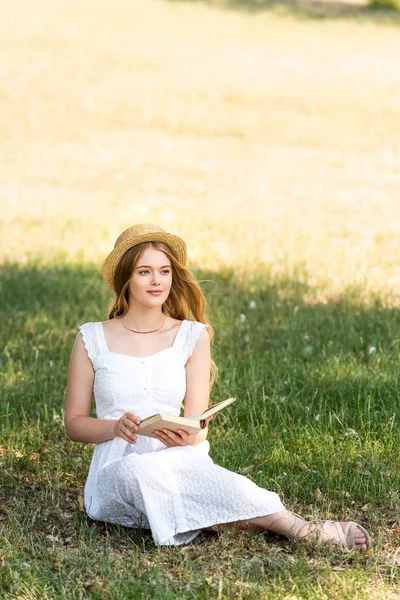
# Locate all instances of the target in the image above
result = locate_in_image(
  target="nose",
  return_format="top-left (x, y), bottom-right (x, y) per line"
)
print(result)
top-left (151, 272), bottom-right (161, 286)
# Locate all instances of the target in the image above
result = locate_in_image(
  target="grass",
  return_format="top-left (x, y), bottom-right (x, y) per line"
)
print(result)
top-left (1, 264), bottom-right (400, 598)
top-left (171, 0), bottom-right (400, 20)
top-left (1, 0), bottom-right (400, 597)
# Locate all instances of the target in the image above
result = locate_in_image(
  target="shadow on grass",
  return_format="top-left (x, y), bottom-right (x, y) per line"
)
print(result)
top-left (167, 0), bottom-right (400, 24)
top-left (1, 261), bottom-right (400, 598)
top-left (1, 260), bottom-right (399, 429)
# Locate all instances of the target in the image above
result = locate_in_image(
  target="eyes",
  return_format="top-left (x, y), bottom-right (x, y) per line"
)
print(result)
top-left (138, 269), bottom-right (171, 276)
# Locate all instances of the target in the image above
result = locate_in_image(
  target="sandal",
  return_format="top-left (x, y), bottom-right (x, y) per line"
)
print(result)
top-left (289, 514), bottom-right (371, 550)
top-left (322, 520), bottom-right (372, 550)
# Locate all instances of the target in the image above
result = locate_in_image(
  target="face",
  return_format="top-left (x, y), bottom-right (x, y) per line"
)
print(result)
top-left (128, 247), bottom-right (172, 308)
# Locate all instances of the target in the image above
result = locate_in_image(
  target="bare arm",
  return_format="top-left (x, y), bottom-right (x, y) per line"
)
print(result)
top-left (154, 328), bottom-right (211, 447)
top-left (64, 333), bottom-right (140, 444)
top-left (182, 328), bottom-right (211, 444)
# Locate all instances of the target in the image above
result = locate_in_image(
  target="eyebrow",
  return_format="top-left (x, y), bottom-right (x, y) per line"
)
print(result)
top-left (136, 264), bottom-right (171, 269)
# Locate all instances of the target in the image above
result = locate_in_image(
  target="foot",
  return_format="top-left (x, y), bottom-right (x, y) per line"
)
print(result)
top-left (289, 514), bottom-right (371, 550)
top-left (320, 521), bottom-right (371, 550)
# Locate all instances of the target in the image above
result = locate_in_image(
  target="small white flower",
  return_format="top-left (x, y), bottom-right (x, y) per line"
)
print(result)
top-left (49, 360), bottom-right (54, 368)
top-left (303, 334), bottom-right (310, 341)
top-left (280, 396), bottom-right (287, 402)
top-left (283, 380), bottom-right (289, 385)
top-left (368, 346), bottom-right (377, 354)
top-left (239, 313), bottom-right (246, 323)
top-left (314, 414), bottom-right (320, 422)
top-left (249, 300), bottom-right (256, 309)
top-left (345, 428), bottom-right (358, 437)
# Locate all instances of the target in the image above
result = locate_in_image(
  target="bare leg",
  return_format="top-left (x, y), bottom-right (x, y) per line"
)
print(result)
top-left (207, 509), bottom-right (370, 550)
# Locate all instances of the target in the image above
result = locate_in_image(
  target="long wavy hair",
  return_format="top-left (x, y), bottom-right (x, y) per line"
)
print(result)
top-left (107, 241), bottom-right (216, 385)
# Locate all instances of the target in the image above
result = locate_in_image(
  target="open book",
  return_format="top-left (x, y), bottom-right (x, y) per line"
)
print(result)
top-left (137, 397), bottom-right (236, 438)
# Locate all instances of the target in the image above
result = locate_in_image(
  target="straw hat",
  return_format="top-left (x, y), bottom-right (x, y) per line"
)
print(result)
top-left (103, 223), bottom-right (187, 290)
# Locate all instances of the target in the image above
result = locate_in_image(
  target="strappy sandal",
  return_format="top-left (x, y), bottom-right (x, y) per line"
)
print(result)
top-left (289, 514), bottom-right (371, 550)
top-left (322, 520), bottom-right (372, 550)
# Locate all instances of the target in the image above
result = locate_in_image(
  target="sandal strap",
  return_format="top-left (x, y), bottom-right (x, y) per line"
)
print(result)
top-left (323, 520), bottom-right (371, 550)
top-left (323, 520), bottom-right (349, 547)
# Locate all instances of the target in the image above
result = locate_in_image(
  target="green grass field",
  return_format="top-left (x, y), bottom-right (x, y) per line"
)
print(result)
top-left (1, 0), bottom-right (400, 598)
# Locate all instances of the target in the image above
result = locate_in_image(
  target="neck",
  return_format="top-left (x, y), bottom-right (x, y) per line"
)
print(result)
top-left (123, 304), bottom-right (165, 331)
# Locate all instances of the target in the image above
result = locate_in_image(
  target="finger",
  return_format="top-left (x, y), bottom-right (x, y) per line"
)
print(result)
top-left (123, 425), bottom-right (137, 441)
top-left (154, 430), bottom-right (171, 441)
top-left (162, 428), bottom-right (184, 442)
top-left (121, 433), bottom-right (137, 444)
top-left (162, 429), bottom-right (185, 446)
top-left (177, 429), bottom-right (190, 440)
top-left (124, 418), bottom-right (139, 432)
top-left (154, 430), bottom-right (178, 444)
top-left (154, 432), bottom-right (172, 446)
top-left (126, 413), bottom-right (142, 426)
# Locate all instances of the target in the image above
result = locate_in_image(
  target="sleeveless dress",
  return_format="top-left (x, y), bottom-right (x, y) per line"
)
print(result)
top-left (79, 320), bottom-right (285, 546)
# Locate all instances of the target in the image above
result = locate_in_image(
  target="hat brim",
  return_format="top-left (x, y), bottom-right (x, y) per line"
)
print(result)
top-left (103, 232), bottom-right (187, 291)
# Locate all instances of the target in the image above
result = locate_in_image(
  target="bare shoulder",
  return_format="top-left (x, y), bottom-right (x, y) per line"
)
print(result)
top-left (197, 328), bottom-right (210, 345)
top-left (189, 327), bottom-right (210, 359)
top-left (70, 330), bottom-right (93, 368)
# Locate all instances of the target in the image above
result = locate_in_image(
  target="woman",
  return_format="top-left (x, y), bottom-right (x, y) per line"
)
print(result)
top-left (65, 223), bottom-right (371, 549)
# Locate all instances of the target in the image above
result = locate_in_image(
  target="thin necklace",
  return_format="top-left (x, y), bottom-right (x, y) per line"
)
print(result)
top-left (122, 314), bottom-right (167, 335)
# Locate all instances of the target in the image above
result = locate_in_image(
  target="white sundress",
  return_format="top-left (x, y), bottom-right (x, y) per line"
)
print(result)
top-left (79, 320), bottom-right (285, 546)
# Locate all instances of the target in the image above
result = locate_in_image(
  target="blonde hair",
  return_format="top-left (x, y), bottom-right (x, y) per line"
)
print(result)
top-left (107, 241), bottom-right (216, 384)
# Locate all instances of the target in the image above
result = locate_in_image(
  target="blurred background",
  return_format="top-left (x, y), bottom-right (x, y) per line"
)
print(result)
top-left (1, 0), bottom-right (399, 300)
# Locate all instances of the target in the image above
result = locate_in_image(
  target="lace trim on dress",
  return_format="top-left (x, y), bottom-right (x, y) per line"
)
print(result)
top-left (182, 322), bottom-right (208, 364)
top-left (78, 320), bottom-right (206, 368)
top-left (78, 322), bottom-right (98, 367)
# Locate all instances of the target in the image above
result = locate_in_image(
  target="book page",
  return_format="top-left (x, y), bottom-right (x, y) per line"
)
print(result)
top-left (201, 397), bottom-right (236, 420)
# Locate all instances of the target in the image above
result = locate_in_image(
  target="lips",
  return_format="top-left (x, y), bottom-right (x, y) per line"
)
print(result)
top-left (147, 290), bottom-right (162, 296)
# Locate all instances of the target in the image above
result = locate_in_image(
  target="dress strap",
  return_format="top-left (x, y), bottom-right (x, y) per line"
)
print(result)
top-left (177, 320), bottom-right (208, 364)
top-left (78, 322), bottom-right (101, 368)
top-left (95, 322), bottom-right (110, 354)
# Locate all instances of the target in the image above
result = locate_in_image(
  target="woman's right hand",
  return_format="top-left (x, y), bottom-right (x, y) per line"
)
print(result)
top-left (114, 412), bottom-right (142, 443)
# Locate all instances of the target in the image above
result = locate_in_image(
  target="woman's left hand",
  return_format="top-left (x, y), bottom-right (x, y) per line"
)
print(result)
top-left (154, 416), bottom-right (213, 447)
top-left (153, 428), bottom-right (197, 447)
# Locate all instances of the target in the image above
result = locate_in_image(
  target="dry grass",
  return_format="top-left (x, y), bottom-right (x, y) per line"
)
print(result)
top-left (1, 0), bottom-right (399, 301)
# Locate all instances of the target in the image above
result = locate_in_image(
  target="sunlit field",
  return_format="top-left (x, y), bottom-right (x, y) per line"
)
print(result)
top-left (1, 0), bottom-right (400, 598)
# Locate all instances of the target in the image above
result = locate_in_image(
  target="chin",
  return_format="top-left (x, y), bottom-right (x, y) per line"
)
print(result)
top-left (144, 295), bottom-right (167, 307)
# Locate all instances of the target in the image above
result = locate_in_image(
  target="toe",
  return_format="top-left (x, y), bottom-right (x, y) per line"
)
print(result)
top-left (353, 526), bottom-right (369, 549)
top-left (324, 521), bottom-right (370, 550)
top-left (342, 522), bottom-right (370, 550)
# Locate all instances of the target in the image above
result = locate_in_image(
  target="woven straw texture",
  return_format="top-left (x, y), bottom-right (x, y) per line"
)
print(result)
top-left (103, 224), bottom-right (187, 290)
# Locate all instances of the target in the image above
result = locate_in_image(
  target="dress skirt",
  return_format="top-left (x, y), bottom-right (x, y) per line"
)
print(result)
top-left (90, 441), bottom-right (285, 546)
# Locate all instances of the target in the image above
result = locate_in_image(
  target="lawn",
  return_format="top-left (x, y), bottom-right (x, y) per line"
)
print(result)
top-left (1, 0), bottom-right (400, 598)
